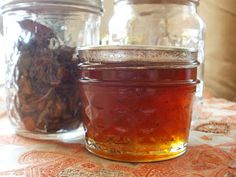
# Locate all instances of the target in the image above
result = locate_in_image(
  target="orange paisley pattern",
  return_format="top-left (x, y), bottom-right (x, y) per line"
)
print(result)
top-left (0, 97), bottom-right (235, 177)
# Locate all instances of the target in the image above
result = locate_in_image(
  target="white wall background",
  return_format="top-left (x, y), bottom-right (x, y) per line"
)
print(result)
top-left (0, 15), bottom-right (5, 85)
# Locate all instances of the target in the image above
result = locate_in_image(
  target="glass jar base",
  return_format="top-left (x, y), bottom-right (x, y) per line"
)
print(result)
top-left (85, 139), bottom-right (187, 162)
top-left (15, 126), bottom-right (84, 142)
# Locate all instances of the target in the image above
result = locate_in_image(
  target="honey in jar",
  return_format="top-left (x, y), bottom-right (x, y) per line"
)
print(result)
top-left (78, 46), bottom-right (199, 162)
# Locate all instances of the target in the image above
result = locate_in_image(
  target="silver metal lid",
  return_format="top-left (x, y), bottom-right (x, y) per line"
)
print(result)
top-left (1, 0), bottom-right (103, 14)
top-left (78, 45), bottom-right (198, 66)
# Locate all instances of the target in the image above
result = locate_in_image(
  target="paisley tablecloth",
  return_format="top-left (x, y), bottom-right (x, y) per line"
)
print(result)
top-left (0, 92), bottom-right (235, 177)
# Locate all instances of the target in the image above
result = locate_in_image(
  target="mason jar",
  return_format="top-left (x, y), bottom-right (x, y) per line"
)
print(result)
top-left (1, 0), bottom-right (103, 140)
top-left (109, 0), bottom-right (205, 123)
top-left (78, 46), bottom-right (199, 162)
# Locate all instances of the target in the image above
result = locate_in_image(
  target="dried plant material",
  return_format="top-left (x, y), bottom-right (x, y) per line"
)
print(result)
top-left (13, 19), bottom-right (81, 133)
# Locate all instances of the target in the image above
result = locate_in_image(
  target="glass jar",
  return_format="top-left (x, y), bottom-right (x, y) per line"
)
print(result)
top-left (1, 0), bottom-right (103, 140)
top-left (109, 0), bottom-right (205, 123)
top-left (78, 46), bottom-right (199, 162)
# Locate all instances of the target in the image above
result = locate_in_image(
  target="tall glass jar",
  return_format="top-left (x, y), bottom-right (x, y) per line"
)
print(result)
top-left (1, 0), bottom-right (103, 140)
top-left (109, 0), bottom-right (205, 123)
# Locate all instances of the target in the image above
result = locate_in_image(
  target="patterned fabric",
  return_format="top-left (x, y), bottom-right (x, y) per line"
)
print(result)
top-left (0, 95), bottom-right (235, 176)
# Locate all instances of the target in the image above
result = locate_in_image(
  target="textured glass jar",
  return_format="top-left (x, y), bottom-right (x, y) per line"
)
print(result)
top-left (109, 0), bottom-right (205, 122)
top-left (78, 46), bottom-right (199, 162)
top-left (1, 0), bottom-right (103, 140)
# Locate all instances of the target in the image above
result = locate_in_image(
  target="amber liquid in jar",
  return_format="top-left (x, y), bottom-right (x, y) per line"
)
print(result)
top-left (79, 61), bottom-right (197, 162)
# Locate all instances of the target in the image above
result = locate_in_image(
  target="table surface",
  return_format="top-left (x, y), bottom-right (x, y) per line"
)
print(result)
top-left (0, 93), bottom-right (235, 177)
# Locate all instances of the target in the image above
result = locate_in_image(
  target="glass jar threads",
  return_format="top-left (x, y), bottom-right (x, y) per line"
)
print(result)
top-left (1, 0), bottom-right (103, 140)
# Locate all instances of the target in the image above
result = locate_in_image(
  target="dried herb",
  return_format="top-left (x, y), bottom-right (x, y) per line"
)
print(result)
top-left (14, 19), bottom-right (81, 133)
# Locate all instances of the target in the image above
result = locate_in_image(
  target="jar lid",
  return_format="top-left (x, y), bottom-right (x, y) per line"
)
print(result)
top-left (0, 0), bottom-right (103, 14)
top-left (115, 0), bottom-right (199, 6)
top-left (78, 45), bottom-right (199, 67)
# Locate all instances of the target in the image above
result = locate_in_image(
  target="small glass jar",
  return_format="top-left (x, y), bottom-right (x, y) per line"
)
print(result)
top-left (78, 46), bottom-right (199, 162)
top-left (1, 0), bottom-right (103, 140)
top-left (109, 0), bottom-right (205, 123)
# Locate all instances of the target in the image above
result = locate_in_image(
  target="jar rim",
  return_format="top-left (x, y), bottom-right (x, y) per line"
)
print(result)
top-left (78, 45), bottom-right (198, 65)
top-left (115, 0), bottom-right (199, 6)
top-left (0, 0), bottom-right (103, 14)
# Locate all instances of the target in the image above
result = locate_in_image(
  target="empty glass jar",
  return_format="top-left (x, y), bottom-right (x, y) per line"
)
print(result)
top-left (109, 0), bottom-right (205, 122)
top-left (1, 0), bottom-right (103, 140)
